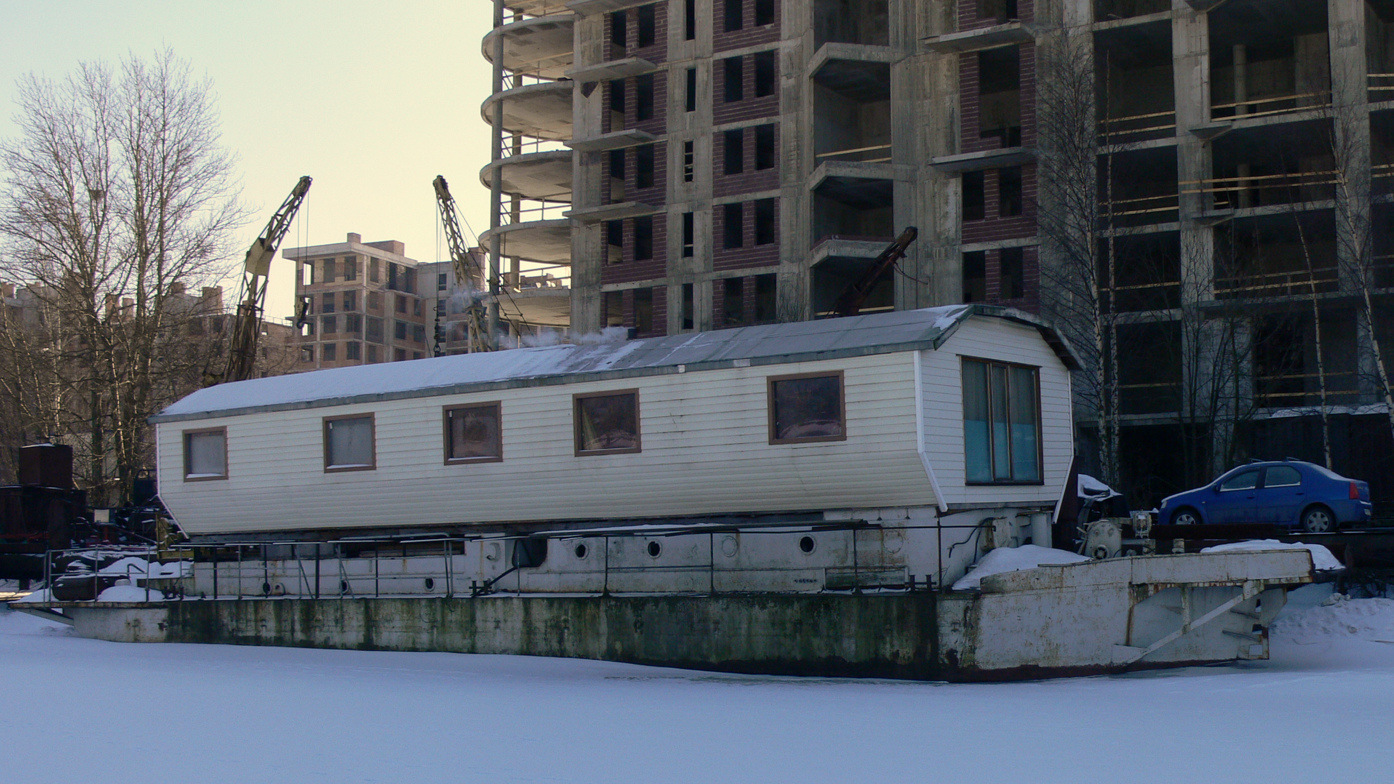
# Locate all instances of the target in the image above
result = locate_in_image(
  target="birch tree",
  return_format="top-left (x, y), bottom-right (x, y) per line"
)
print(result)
top-left (0, 51), bottom-right (246, 503)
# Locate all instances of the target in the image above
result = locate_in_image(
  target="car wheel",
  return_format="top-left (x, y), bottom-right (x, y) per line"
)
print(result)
top-left (1172, 508), bottom-right (1201, 526)
top-left (1301, 505), bottom-right (1335, 534)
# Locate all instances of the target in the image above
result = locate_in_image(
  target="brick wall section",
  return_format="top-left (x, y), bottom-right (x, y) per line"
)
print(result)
top-left (602, 215), bottom-right (668, 285)
top-left (630, 141), bottom-right (667, 206)
top-left (961, 164), bottom-right (1037, 244)
top-left (713, 51), bottom-right (779, 125)
top-left (983, 245), bottom-right (1040, 313)
top-left (713, 199), bottom-right (779, 272)
top-left (956, 0), bottom-right (1034, 32)
top-left (958, 44), bottom-right (1035, 154)
top-left (607, 4), bottom-right (668, 65)
top-left (711, 123), bottom-right (779, 196)
top-left (713, 0), bottom-right (781, 53)
top-left (623, 285), bottom-right (668, 337)
top-left (707, 274), bottom-right (769, 327)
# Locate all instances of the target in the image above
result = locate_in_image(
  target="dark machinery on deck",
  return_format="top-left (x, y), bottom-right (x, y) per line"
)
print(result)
top-left (215, 176), bottom-right (312, 385)
top-left (0, 445), bottom-right (86, 580)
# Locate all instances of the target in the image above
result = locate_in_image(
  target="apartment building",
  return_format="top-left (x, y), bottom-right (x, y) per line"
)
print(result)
top-left (286, 233), bottom-right (429, 368)
top-left (483, 0), bottom-right (1394, 503)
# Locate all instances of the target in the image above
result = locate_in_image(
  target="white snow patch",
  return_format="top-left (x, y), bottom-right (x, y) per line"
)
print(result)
top-left (1077, 473), bottom-right (1120, 499)
top-left (98, 557), bottom-right (190, 578)
top-left (10, 588), bottom-right (54, 604)
top-left (1200, 539), bottom-right (1343, 571)
top-left (952, 544), bottom-right (1091, 590)
top-left (96, 585), bottom-right (165, 602)
top-left (1273, 593), bottom-right (1394, 644)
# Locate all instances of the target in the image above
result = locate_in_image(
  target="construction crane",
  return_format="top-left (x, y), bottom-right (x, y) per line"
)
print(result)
top-left (216, 176), bottom-right (311, 384)
top-left (831, 226), bottom-right (918, 318)
top-left (432, 175), bottom-right (490, 354)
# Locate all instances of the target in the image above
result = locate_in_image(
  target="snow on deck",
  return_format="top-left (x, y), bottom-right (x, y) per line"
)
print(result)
top-left (4, 586), bottom-right (1394, 783)
top-left (154, 305), bottom-right (1063, 421)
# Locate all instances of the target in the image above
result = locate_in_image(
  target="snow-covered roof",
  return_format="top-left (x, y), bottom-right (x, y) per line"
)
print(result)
top-left (153, 304), bottom-right (1079, 423)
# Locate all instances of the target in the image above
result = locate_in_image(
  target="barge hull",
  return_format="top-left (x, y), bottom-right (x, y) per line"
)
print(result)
top-left (52, 548), bottom-right (1319, 682)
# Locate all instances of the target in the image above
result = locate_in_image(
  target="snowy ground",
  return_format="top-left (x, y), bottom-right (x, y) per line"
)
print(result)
top-left (3, 585), bottom-right (1393, 784)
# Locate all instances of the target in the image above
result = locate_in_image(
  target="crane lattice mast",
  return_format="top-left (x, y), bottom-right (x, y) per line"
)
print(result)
top-left (433, 175), bottom-right (490, 353)
top-left (220, 176), bottom-right (311, 384)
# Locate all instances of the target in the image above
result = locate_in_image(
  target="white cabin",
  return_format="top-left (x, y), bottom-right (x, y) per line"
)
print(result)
top-left (154, 305), bottom-right (1079, 593)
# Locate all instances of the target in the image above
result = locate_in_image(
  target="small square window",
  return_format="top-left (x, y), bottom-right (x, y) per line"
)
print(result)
top-left (324, 414), bottom-right (375, 472)
top-left (723, 57), bottom-right (744, 103)
top-left (723, 202), bottom-right (744, 249)
top-left (637, 4), bottom-right (656, 46)
top-left (636, 74), bottom-right (655, 121)
top-left (183, 428), bottom-right (227, 481)
top-left (634, 216), bottom-right (654, 260)
top-left (963, 170), bottom-right (986, 221)
top-left (575, 391), bottom-right (641, 454)
top-left (754, 50), bottom-right (776, 97)
top-left (346, 341), bottom-right (361, 360)
top-left (723, 129), bottom-right (744, 175)
top-left (754, 198), bottom-right (775, 245)
top-left (322, 293), bottom-right (336, 314)
top-left (343, 256), bottom-right (358, 281)
top-left (723, 0), bottom-right (743, 31)
top-left (768, 372), bottom-right (846, 443)
top-left (444, 403), bottom-right (503, 463)
top-left (322, 342), bottom-right (337, 361)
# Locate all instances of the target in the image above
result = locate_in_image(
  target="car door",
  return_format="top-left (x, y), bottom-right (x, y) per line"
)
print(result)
top-left (1258, 464), bottom-right (1304, 526)
top-left (1212, 467), bottom-right (1261, 524)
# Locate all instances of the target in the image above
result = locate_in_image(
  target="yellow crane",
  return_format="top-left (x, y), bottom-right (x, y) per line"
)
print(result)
top-left (216, 176), bottom-right (311, 384)
top-left (432, 175), bottom-right (490, 353)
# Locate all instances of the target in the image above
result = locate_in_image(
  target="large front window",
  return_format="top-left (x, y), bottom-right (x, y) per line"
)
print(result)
top-left (963, 359), bottom-right (1040, 483)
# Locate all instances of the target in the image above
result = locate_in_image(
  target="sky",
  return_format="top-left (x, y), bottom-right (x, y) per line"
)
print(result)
top-left (0, 0), bottom-right (499, 321)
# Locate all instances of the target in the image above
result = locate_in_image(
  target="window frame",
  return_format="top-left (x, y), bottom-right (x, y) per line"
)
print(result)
top-left (443, 402), bottom-right (504, 465)
top-left (182, 426), bottom-right (228, 482)
top-left (767, 371), bottom-right (847, 445)
top-left (961, 357), bottom-right (1043, 485)
top-left (573, 389), bottom-right (642, 456)
top-left (322, 413), bottom-right (377, 473)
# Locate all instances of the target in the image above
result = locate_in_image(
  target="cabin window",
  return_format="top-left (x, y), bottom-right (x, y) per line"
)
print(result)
top-left (444, 403), bottom-right (503, 464)
top-left (323, 414), bottom-right (376, 472)
top-left (575, 390), bottom-right (641, 455)
top-left (768, 372), bottom-right (846, 443)
top-left (962, 359), bottom-right (1040, 484)
top-left (183, 428), bottom-right (227, 481)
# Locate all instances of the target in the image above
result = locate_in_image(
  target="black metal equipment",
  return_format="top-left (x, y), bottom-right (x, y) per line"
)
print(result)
top-left (832, 226), bottom-right (918, 317)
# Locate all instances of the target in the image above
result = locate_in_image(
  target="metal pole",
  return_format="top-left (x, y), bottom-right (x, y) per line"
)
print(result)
top-left (237, 546), bottom-right (242, 600)
top-left (444, 540), bottom-right (453, 599)
top-left (708, 532), bottom-right (715, 595)
top-left (315, 545), bottom-right (321, 600)
top-left (212, 548), bottom-right (218, 600)
top-left (603, 536), bottom-right (610, 596)
top-left (374, 547), bottom-right (380, 598)
top-left (487, 0), bottom-right (506, 349)
top-left (852, 527), bottom-right (860, 594)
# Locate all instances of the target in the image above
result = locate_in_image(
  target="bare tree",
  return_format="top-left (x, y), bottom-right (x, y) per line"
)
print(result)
top-left (1034, 29), bottom-right (1122, 484)
top-left (0, 51), bottom-right (246, 504)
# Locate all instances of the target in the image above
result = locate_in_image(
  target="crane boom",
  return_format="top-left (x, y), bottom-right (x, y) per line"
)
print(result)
top-left (831, 226), bottom-right (918, 318)
top-left (433, 175), bottom-right (490, 353)
top-left (220, 176), bottom-right (311, 384)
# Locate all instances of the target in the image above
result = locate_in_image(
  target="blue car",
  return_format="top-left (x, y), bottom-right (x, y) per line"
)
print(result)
top-left (1159, 460), bottom-right (1372, 533)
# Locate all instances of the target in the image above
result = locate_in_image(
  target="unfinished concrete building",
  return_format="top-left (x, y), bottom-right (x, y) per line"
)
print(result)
top-left (481, 0), bottom-right (1394, 505)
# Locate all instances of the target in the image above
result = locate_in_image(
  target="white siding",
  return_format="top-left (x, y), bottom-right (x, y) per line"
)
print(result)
top-left (158, 352), bottom-right (936, 535)
top-left (919, 318), bottom-right (1073, 507)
